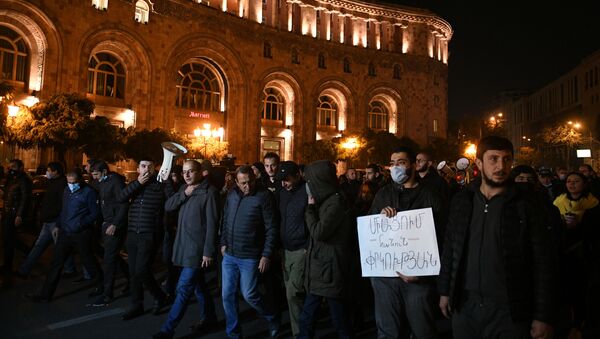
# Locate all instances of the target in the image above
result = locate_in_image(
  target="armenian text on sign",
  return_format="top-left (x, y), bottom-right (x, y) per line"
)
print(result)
top-left (356, 208), bottom-right (440, 277)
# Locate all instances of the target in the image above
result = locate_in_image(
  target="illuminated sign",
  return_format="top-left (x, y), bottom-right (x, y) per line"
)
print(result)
top-left (577, 149), bottom-right (591, 158)
top-left (189, 112), bottom-right (210, 119)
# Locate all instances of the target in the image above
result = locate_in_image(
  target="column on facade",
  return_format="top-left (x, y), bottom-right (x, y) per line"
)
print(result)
top-left (246, 0), bottom-right (262, 23)
top-left (352, 17), bottom-right (367, 47)
top-left (263, 0), bottom-right (275, 27)
top-left (225, 0), bottom-right (236, 14)
top-left (367, 20), bottom-right (380, 49)
top-left (393, 23), bottom-right (403, 53)
top-left (380, 21), bottom-right (391, 51)
top-left (319, 8), bottom-right (331, 40)
top-left (292, 2), bottom-right (302, 34)
top-left (300, 5), bottom-right (316, 37)
top-left (330, 11), bottom-right (341, 43)
top-left (441, 38), bottom-right (448, 64)
top-left (344, 15), bottom-right (353, 46)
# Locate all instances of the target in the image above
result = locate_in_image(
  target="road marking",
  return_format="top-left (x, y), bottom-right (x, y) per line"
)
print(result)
top-left (47, 308), bottom-right (125, 330)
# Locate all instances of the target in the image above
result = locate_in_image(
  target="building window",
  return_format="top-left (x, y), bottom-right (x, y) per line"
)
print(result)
top-left (0, 26), bottom-right (28, 83)
top-left (368, 100), bottom-right (388, 131)
top-left (92, 0), bottom-right (108, 10)
top-left (318, 53), bottom-right (326, 69)
top-left (135, 1), bottom-right (149, 23)
top-left (368, 62), bottom-right (376, 77)
top-left (393, 64), bottom-right (401, 79)
top-left (263, 42), bottom-right (272, 58)
top-left (343, 57), bottom-right (351, 73)
top-left (433, 119), bottom-right (438, 133)
top-left (261, 87), bottom-right (284, 121)
top-left (317, 96), bottom-right (337, 127)
top-left (291, 48), bottom-right (299, 64)
top-left (175, 62), bottom-right (221, 111)
top-left (87, 52), bottom-right (125, 99)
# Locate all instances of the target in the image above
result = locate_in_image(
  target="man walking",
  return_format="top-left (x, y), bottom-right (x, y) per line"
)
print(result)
top-left (24, 169), bottom-right (102, 302)
top-left (439, 136), bottom-right (557, 339)
top-left (119, 157), bottom-right (173, 320)
top-left (221, 165), bottom-right (279, 338)
top-left (369, 147), bottom-right (446, 339)
top-left (89, 161), bottom-right (130, 306)
top-left (153, 160), bottom-right (218, 338)
top-left (276, 161), bottom-right (308, 337)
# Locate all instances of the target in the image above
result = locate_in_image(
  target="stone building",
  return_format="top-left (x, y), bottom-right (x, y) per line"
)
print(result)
top-left (0, 0), bottom-right (451, 164)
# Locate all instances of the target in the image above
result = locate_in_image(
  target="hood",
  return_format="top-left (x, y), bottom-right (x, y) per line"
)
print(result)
top-left (304, 160), bottom-right (339, 204)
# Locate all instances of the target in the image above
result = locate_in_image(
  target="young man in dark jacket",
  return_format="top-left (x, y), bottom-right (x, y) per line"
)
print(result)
top-left (19, 162), bottom-right (67, 277)
top-left (2, 158), bottom-right (32, 274)
top-left (416, 151), bottom-right (450, 201)
top-left (153, 160), bottom-right (219, 339)
top-left (220, 165), bottom-right (279, 338)
top-left (89, 161), bottom-right (130, 306)
top-left (369, 147), bottom-right (446, 339)
top-left (276, 161), bottom-right (308, 337)
top-left (438, 136), bottom-right (557, 339)
top-left (298, 160), bottom-right (355, 339)
top-left (25, 169), bottom-right (102, 302)
top-left (119, 158), bottom-right (173, 320)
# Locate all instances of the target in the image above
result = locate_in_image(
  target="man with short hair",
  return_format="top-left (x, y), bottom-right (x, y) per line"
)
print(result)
top-left (119, 158), bottom-right (173, 320)
top-left (439, 136), bottom-right (557, 339)
top-left (365, 163), bottom-right (385, 188)
top-left (341, 167), bottom-right (361, 206)
top-left (221, 165), bottom-right (279, 338)
top-left (262, 152), bottom-right (280, 193)
top-left (416, 152), bottom-right (450, 201)
top-left (89, 161), bottom-right (130, 306)
top-left (276, 161), bottom-right (308, 337)
top-left (2, 159), bottom-right (32, 275)
top-left (153, 160), bottom-right (218, 339)
top-left (25, 169), bottom-right (102, 302)
top-left (369, 147), bottom-right (446, 339)
top-left (18, 162), bottom-right (67, 277)
top-left (579, 164), bottom-right (600, 197)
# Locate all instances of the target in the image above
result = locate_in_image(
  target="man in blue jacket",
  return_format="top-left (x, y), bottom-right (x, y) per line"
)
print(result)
top-left (221, 165), bottom-right (279, 338)
top-left (25, 169), bottom-right (102, 302)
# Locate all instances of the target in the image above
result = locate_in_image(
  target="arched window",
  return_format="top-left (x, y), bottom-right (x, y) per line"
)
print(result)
top-left (92, 0), bottom-right (108, 10)
top-left (175, 62), bottom-right (221, 111)
top-left (317, 96), bottom-right (337, 127)
top-left (393, 64), bottom-right (402, 79)
top-left (368, 100), bottom-right (388, 131)
top-left (368, 62), bottom-right (376, 77)
top-left (0, 26), bottom-right (28, 83)
top-left (261, 87), bottom-right (284, 121)
top-left (291, 48), bottom-right (299, 64)
top-left (343, 57), bottom-right (351, 73)
top-left (87, 52), bottom-right (125, 99)
top-left (318, 53), bottom-right (326, 69)
top-left (263, 42), bottom-right (272, 58)
top-left (135, 0), bottom-right (150, 23)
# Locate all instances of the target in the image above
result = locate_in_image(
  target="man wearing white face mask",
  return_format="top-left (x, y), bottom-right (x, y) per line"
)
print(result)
top-left (25, 169), bottom-right (102, 303)
top-left (369, 147), bottom-right (447, 339)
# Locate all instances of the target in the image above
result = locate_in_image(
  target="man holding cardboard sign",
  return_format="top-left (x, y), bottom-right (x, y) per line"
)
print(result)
top-left (367, 146), bottom-right (446, 339)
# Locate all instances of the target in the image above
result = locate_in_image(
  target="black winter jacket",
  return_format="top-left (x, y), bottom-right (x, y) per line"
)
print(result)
top-left (438, 179), bottom-right (558, 323)
top-left (3, 172), bottom-right (32, 218)
top-left (97, 173), bottom-right (128, 231)
top-left (118, 178), bottom-right (173, 234)
top-left (278, 179), bottom-right (309, 251)
top-left (221, 186), bottom-right (277, 259)
top-left (40, 175), bottom-right (67, 222)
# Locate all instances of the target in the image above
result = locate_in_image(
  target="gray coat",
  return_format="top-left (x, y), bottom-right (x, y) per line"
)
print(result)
top-left (166, 179), bottom-right (219, 268)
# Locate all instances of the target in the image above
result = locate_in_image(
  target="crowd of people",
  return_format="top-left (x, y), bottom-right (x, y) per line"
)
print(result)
top-left (0, 135), bottom-right (599, 339)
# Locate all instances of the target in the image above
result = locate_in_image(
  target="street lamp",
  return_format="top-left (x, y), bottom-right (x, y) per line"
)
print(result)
top-left (464, 143), bottom-right (477, 160)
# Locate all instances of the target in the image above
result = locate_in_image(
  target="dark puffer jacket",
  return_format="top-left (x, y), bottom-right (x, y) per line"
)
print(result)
top-left (118, 178), bottom-right (173, 234)
top-left (3, 172), bottom-right (32, 218)
top-left (220, 186), bottom-right (277, 259)
top-left (304, 160), bottom-right (354, 299)
top-left (438, 179), bottom-right (558, 323)
top-left (278, 178), bottom-right (309, 251)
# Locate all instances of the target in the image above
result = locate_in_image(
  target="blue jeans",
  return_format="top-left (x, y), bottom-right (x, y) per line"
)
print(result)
top-left (160, 267), bottom-right (216, 335)
top-left (221, 254), bottom-right (277, 338)
top-left (19, 221), bottom-right (85, 276)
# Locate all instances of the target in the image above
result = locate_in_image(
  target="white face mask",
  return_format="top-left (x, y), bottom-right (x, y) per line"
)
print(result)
top-left (45, 171), bottom-right (54, 180)
top-left (390, 165), bottom-right (409, 184)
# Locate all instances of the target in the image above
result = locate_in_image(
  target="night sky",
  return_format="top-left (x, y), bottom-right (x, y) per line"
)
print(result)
top-left (373, 1), bottom-right (600, 119)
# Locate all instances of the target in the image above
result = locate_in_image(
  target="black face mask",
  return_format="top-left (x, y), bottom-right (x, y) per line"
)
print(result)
top-left (8, 169), bottom-right (17, 177)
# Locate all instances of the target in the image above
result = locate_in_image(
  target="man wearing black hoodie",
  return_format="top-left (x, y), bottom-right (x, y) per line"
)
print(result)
top-left (89, 161), bottom-right (130, 306)
top-left (18, 162), bottom-right (67, 277)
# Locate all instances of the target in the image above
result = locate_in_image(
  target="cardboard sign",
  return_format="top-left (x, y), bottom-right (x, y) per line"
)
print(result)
top-left (357, 208), bottom-right (440, 277)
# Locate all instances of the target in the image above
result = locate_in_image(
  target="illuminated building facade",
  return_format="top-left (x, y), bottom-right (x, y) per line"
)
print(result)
top-left (1, 0), bottom-right (452, 163)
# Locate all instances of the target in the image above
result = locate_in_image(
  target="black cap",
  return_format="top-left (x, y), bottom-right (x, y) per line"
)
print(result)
top-left (275, 161), bottom-right (300, 181)
top-left (538, 167), bottom-right (553, 177)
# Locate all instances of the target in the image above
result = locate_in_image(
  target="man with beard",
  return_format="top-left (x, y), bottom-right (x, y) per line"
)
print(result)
top-left (369, 147), bottom-right (446, 339)
top-left (415, 152), bottom-right (450, 201)
top-left (439, 136), bottom-right (557, 339)
top-left (153, 160), bottom-right (218, 339)
top-left (262, 152), bottom-right (280, 193)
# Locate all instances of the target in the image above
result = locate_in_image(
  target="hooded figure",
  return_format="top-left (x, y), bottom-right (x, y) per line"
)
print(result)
top-left (298, 160), bottom-right (355, 338)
